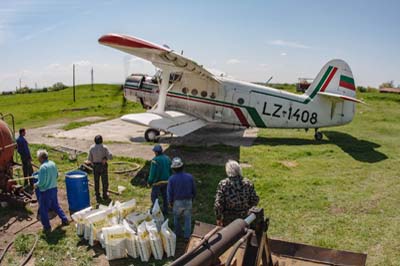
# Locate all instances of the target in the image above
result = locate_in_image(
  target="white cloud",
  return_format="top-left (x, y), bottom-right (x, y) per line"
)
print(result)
top-left (268, 39), bottom-right (310, 49)
top-left (280, 52), bottom-right (287, 56)
top-left (226, 58), bottom-right (241, 65)
top-left (259, 63), bottom-right (269, 68)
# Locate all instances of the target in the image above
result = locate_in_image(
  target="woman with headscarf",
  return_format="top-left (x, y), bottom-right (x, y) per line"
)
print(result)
top-left (214, 160), bottom-right (259, 226)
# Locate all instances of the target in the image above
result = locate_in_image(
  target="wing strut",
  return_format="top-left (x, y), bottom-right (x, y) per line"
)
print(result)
top-left (154, 70), bottom-right (171, 114)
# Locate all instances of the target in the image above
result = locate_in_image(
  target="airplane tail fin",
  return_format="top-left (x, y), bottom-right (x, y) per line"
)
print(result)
top-left (305, 59), bottom-right (356, 100)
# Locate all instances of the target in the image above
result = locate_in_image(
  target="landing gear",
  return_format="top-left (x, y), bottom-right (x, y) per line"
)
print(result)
top-left (314, 129), bottom-right (323, 141)
top-left (144, 128), bottom-right (160, 142)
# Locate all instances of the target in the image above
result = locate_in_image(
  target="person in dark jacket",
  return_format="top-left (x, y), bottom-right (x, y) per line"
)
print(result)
top-left (16, 128), bottom-right (34, 187)
top-left (148, 144), bottom-right (171, 216)
top-left (167, 157), bottom-right (196, 239)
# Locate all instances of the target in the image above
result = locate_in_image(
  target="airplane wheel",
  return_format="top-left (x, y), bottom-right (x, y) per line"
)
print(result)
top-left (314, 131), bottom-right (323, 141)
top-left (145, 128), bottom-right (160, 142)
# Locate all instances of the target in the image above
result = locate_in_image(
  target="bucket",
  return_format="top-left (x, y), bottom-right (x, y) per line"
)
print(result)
top-left (65, 170), bottom-right (90, 212)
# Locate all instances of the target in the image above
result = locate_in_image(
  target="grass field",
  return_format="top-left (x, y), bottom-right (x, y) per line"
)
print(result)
top-left (0, 84), bottom-right (143, 129)
top-left (1, 85), bottom-right (399, 265)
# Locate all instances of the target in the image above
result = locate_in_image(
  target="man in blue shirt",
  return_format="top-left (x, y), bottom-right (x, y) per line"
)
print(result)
top-left (167, 157), bottom-right (196, 240)
top-left (34, 149), bottom-right (68, 233)
top-left (148, 144), bottom-right (171, 216)
top-left (16, 128), bottom-right (33, 187)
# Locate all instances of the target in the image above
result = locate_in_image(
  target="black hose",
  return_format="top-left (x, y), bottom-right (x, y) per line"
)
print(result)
top-left (0, 240), bottom-right (14, 263)
top-left (18, 233), bottom-right (39, 266)
top-left (225, 231), bottom-right (252, 266)
top-left (0, 233), bottom-right (39, 266)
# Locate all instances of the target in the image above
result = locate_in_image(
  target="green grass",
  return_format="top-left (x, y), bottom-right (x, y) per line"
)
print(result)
top-left (2, 87), bottom-right (400, 265)
top-left (0, 84), bottom-right (143, 130)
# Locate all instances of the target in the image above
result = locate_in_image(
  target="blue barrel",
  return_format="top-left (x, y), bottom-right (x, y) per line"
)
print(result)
top-left (65, 170), bottom-right (90, 212)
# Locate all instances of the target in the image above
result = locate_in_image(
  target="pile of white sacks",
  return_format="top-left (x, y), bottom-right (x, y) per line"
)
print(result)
top-left (71, 199), bottom-right (176, 261)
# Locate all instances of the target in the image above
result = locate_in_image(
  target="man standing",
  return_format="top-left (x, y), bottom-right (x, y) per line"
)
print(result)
top-left (148, 144), bottom-right (171, 216)
top-left (16, 128), bottom-right (34, 187)
top-left (214, 160), bottom-right (259, 226)
top-left (87, 135), bottom-right (113, 202)
top-left (34, 149), bottom-right (68, 233)
top-left (167, 157), bottom-right (196, 240)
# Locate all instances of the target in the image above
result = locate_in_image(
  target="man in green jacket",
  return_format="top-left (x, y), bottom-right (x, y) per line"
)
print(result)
top-left (148, 144), bottom-right (171, 215)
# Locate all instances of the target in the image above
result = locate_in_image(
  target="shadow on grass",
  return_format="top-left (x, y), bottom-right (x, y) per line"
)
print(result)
top-left (130, 160), bottom-right (150, 187)
top-left (42, 226), bottom-right (66, 245)
top-left (255, 131), bottom-right (387, 163)
top-left (324, 131), bottom-right (388, 163)
top-left (255, 136), bottom-right (330, 146)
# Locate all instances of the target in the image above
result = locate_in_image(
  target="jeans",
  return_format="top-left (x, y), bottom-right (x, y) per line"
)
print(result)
top-left (38, 187), bottom-right (68, 230)
top-left (173, 199), bottom-right (192, 239)
top-left (151, 183), bottom-right (168, 216)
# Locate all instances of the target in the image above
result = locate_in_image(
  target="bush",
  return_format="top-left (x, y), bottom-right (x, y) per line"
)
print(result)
top-left (357, 86), bottom-right (367, 93)
top-left (50, 82), bottom-right (67, 91)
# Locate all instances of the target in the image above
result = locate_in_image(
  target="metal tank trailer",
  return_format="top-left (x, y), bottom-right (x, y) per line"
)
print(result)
top-left (171, 208), bottom-right (367, 266)
top-left (0, 114), bottom-right (33, 207)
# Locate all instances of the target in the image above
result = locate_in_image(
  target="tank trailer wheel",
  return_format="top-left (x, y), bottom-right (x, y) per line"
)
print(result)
top-left (144, 128), bottom-right (160, 142)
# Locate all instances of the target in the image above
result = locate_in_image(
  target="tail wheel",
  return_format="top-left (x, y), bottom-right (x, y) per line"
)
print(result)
top-left (314, 131), bottom-right (323, 141)
top-left (144, 128), bottom-right (160, 142)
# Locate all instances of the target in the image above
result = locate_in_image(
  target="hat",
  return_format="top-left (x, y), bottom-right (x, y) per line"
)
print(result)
top-left (171, 157), bottom-right (184, 169)
top-left (152, 144), bottom-right (162, 153)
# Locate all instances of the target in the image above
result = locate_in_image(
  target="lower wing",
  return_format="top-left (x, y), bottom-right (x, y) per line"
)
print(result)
top-left (121, 111), bottom-right (207, 137)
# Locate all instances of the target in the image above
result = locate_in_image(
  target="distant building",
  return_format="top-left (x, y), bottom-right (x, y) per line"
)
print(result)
top-left (379, 87), bottom-right (400, 94)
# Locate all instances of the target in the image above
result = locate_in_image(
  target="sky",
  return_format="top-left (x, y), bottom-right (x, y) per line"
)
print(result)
top-left (0, 0), bottom-right (399, 92)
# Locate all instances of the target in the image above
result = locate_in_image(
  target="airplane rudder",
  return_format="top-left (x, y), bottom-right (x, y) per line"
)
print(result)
top-left (306, 59), bottom-right (356, 98)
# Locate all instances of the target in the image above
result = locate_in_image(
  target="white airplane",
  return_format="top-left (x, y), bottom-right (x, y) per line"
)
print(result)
top-left (99, 34), bottom-right (363, 142)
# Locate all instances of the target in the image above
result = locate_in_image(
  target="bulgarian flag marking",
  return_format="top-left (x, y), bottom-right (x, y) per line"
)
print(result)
top-left (339, 75), bottom-right (355, 91)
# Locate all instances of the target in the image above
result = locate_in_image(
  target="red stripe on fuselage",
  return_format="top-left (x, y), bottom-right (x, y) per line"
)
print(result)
top-left (124, 86), bottom-right (250, 127)
top-left (168, 93), bottom-right (250, 127)
top-left (320, 67), bottom-right (338, 92)
top-left (339, 80), bottom-right (356, 91)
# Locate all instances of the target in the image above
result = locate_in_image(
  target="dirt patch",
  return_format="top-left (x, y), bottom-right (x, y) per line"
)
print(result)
top-left (25, 117), bottom-right (258, 165)
top-left (280, 160), bottom-right (299, 168)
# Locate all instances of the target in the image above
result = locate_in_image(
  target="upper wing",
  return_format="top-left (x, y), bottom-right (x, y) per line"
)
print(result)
top-left (121, 111), bottom-right (207, 137)
top-left (99, 33), bottom-right (219, 83)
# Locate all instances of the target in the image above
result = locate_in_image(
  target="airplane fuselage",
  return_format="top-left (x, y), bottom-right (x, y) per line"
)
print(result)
top-left (123, 74), bottom-right (355, 130)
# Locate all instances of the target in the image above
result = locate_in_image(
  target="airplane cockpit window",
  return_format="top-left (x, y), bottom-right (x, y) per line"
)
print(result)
top-left (191, 89), bottom-right (198, 96)
top-left (170, 72), bottom-right (183, 82)
top-left (201, 91), bottom-right (208, 97)
top-left (182, 87), bottom-right (188, 94)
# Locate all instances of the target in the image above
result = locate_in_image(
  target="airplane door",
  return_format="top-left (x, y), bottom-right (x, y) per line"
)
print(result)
top-left (223, 87), bottom-right (250, 125)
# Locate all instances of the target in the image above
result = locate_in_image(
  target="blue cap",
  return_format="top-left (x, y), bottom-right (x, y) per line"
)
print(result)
top-left (152, 144), bottom-right (162, 152)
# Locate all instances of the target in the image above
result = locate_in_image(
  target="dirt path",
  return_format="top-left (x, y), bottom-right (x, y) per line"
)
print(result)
top-left (26, 117), bottom-right (258, 165)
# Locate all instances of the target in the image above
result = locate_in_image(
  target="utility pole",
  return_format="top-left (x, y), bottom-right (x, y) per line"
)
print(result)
top-left (73, 64), bottom-right (76, 102)
top-left (91, 67), bottom-right (94, 91)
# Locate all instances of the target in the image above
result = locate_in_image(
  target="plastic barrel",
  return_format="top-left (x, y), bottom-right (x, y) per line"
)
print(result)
top-left (65, 170), bottom-right (90, 212)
